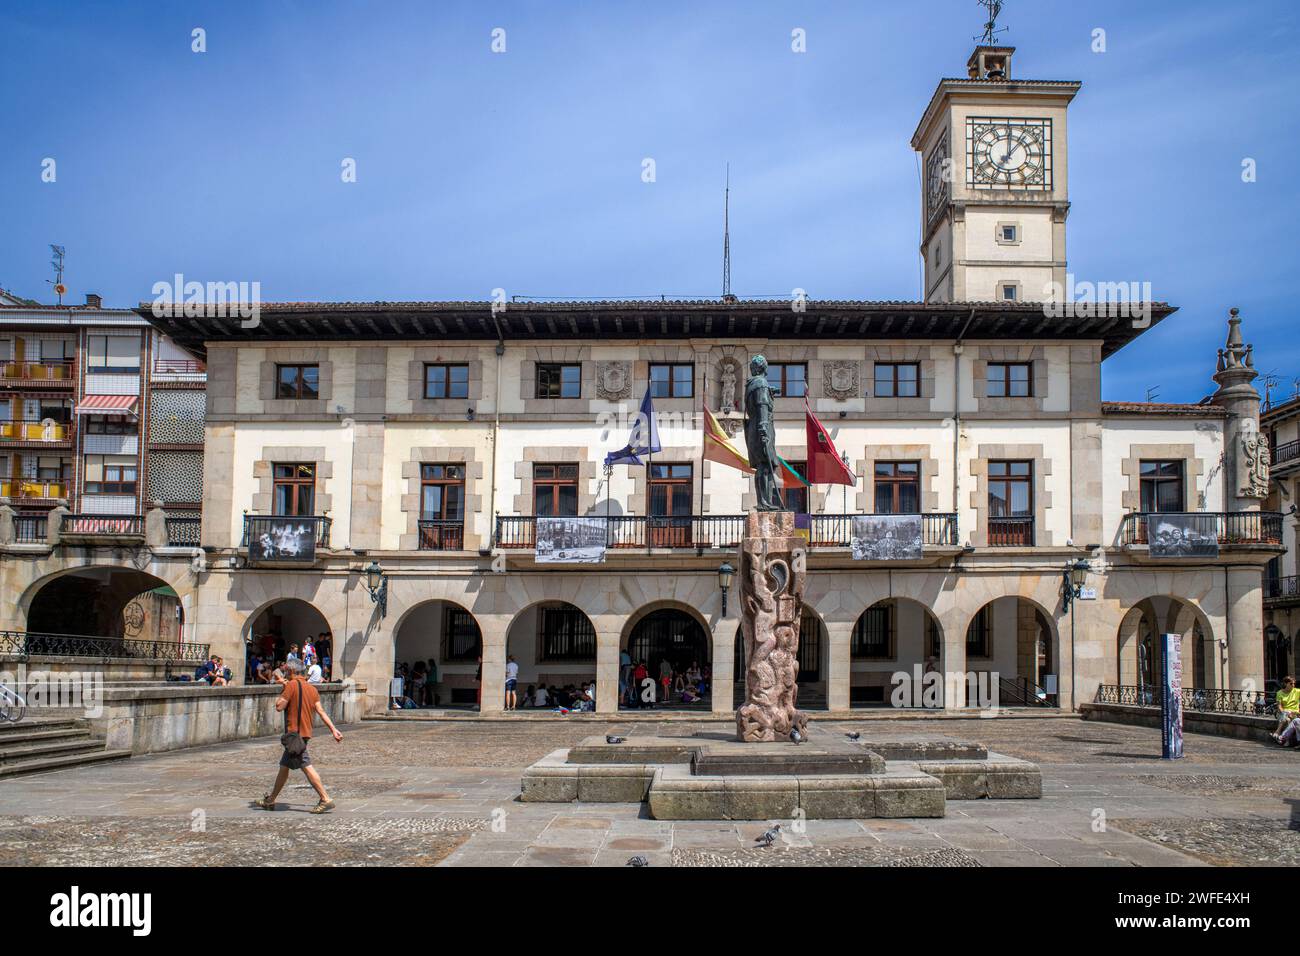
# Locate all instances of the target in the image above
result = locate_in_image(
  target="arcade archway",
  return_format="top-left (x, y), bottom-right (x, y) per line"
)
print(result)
top-left (850, 598), bottom-right (944, 708)
top-left (393, 599), bottom-right (483, 708)
top-left (26, 566), bottom-right (182, 642)
top-left (623, 606), bottom-right (711, 709)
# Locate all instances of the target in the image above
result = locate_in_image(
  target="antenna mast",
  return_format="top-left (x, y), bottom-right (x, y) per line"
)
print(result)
top-left (48, 244), bottom-right (66, 306)
top-left (975, 0), bottom-right (1008, 45)
top-left (722, 164), bottom-right (732, 300)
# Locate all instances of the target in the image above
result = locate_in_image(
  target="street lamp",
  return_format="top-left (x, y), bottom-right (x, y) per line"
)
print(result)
top-left (363, 560), bottom-right (388, 618)
top-left (718, 562), bottom-right (735, 616)
top-left (1062, 557), bottom-right (1091, 711)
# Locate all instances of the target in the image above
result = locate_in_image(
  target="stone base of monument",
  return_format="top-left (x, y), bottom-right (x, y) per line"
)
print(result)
top-left (519, 729), bottom-right (1040, 819)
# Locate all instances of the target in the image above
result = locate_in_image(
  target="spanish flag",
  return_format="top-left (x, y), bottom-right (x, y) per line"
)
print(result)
top-left (702, 404), bottom-right (754, 474)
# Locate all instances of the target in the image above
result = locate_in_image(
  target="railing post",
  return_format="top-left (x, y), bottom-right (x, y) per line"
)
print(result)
top-left (0, 503), bottom-right (14, 546)
top-left (46, 504), bottom-right (68, 546)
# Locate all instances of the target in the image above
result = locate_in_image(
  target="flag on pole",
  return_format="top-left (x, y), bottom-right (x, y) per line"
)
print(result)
top-left (777, 456), bottom-right (809, 489)
top-left (804, 399), bottom-right (856, 485)
top-left (701, 404), bottom-right (754, 474)
top-left (604, 386), bottom-right (661, 467)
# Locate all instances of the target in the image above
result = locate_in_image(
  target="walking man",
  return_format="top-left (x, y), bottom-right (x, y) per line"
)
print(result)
top-left (255, 659), bottom-right (343, 814)
top-left (505, 655), bottom-right (520, 710)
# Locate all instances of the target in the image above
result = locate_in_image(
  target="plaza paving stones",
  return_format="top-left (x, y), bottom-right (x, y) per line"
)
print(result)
top-left (0, 716), bottom-right (1294, 866)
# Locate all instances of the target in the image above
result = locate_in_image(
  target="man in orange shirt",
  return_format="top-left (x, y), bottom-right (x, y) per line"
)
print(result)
top-left (255, 659), bottom-right (344, 814)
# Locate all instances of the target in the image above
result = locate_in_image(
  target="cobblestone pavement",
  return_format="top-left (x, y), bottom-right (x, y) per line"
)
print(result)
top-left (0, 716), bottom-right (1295, 867)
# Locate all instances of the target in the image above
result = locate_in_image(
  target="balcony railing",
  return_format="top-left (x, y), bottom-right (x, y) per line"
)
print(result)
top-left (496, 513), bottom-right (959, 551)
top-left (1274, 439), bottom-right (1300, 469)
top-left (1266, 574), bottom-right (1300, 606)
top-left (0, 360), bottom-right (75, 384)
top-left (14, 513), bottom-right (48, 543)
top-left (0, 630), bottom-right (210, 663)
top-left (989, 516), bottom-right (1034, 547)
top-left (152, 358), bottom-right (206, 376)
top-left (418, 518), bottom-right (465, 551)
top-left (165, 516), bottom-right (202, 547)
top-left (0, 419), bottom-right (71, 442)
top-left (1119, 511), bottom-right (1283, 547)
top-left (60, 513), bottom-right (145, 537)
top-left (241, 515), bottom-right (333, 549)
top-left (0, 480), bottom-right (69, 500)
top-left (1094, 683), bottom-right (1276, 718)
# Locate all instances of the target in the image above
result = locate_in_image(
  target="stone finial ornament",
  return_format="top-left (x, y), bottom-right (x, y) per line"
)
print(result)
top-left (736, 511), bottom-right (809, 743)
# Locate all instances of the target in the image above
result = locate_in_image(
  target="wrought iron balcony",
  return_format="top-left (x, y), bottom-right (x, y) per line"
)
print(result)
top-left (241, 514), bottom-right (333, 550)
top-left (60, 513), bottom-right (145, 538)
top-left (1266, 574), bottom-right (1300, 607)
top-left (165, 515), bottom-right (202, 547)
top-left (417, 518), bottom-right (466, 551)
top-left (0, 360), bottom-right (75, 386)
top-left (495, 512), bottom-right (959, 551)
top-left (988, 516), bottom-right (1034, 547)
top-left (1119, 511), bottom-right (1283, 548)
top-left (1273, 439), bottom-right (1300, 470)
top-left (13, 512), bottom-right (48, 543)
top-left (1094, 683), bottom-right (1276, 717)
top-left (0, 629), bottom-right (210, 662)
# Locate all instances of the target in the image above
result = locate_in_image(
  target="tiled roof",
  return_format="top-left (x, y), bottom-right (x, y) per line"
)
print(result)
top-left (1101, 401), bottom-right (1225, 417)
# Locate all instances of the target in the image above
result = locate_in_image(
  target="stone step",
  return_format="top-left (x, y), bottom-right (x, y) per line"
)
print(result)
top-left (0, 747), bottom-right (131, 779)
top-left (0, 717), bottom-right (84, 735)
top-left (0, 736), bottom-right (106, 763)
top-left (0, 726), bottom-right (92, 747)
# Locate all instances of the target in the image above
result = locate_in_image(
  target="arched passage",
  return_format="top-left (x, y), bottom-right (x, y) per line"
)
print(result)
top-left (1116, 597), bottom-right (1214, 694)
top-left (26, 566), bottom-right (182, 643)
top-left (392, 599), bottom-right (482, 708)
top-left (622, 604), bottom-right (711, 709)
top-left (244, 598), bottom-right (330, 683)
top-left (504, 601), bottom-right (597, 710)
top-left (849, 598), bottom-right (945, 708)
top-left (964, 596), bottom-right (1059, 706)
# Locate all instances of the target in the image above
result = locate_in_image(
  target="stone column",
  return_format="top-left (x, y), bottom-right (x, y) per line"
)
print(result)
top-left (0, 503), bottom-right (14, 546)
top-left (144, 500), bottom-right (168, 548)
top-left (824, 620), bottom-right (853, 711)
top-left (710, 617), bottom-right (739, 716)
top-left (596, 630), bottom-right (620, 714)
top-left (46, 503), bottom-right (69, 545)
top-left (1226, 567), bottom-right (1265, 693)
top-left (479, 619), bottom-right (507, 714)
top-left (941, 611), bottom-right (967, 709)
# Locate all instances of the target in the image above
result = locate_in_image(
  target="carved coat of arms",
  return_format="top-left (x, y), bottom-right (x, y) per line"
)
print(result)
top-left (823, 361), bottom-right (859, 401)
top-left (595, 361), bottom-right (632, 401)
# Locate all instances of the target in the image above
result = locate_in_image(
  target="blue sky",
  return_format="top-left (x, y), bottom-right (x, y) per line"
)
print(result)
top-left (2, 0), bottom-right (1297, 402)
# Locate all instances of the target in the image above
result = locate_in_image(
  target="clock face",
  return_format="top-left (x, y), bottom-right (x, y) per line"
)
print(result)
top-left (966, 117), bottom-right (1052, 190)
top-left (925, 135), bottom-right (949, 219)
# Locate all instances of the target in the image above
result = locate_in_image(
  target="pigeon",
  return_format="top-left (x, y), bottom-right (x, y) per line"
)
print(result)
top-left (790, 728), bottom-right (803, 745)
top-left (626, 855), bottom-right (649, 867)
top-left (845, 731), bottom-right (861, 741)
top-left (606, 735), bottom-right (625, 745)
top-left (755, 824), bottom-right (781, 848)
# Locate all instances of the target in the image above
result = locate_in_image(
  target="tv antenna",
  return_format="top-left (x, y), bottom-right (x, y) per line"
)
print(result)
top-left (722, 164), bottom-right (733, 300)
top-left (47, 244), bottom-right (67, 305)
top-left (975, 0), bottom-right (1008, 45)
top-left (1145, 385), bottom-right (1160, 403)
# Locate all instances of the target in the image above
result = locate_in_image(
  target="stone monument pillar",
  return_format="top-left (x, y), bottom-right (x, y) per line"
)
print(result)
top-left (735, 510), bottom-right (809, 742)
top-left (1210, 308), bottom-right (1268, 691)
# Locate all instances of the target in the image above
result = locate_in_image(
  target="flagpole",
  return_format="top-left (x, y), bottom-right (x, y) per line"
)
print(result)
top-left (699, 372), bottom-right (707, 530)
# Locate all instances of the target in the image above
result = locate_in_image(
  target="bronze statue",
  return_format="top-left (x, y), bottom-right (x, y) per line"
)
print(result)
top-left (744, 355), bottom-right (785, 512)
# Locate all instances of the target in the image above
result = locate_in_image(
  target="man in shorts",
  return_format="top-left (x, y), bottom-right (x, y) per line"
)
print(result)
top-left (505, 655), bottom-right (520, 710)
top-left (255, 659), bottom-right (344, 814)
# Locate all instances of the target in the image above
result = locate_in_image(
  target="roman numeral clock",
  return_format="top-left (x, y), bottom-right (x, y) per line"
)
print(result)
top-left (966, 117), bottom-right (1052, 189)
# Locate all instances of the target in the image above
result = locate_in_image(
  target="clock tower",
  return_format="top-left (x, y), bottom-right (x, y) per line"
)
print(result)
top-left (911, 46), bottom-right (1080, 303)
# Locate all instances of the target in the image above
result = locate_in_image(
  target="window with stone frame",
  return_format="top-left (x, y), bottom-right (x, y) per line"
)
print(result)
top-left (275, 363), bottom-right (319, 400)
top-left (874, 362), bottom-right (920, 398)
top-left (272, 463), bottom-right (316, 515)
top-left (533, 463), bottom-right (579, 516)
top-left (767, 362), bottom-right (807, 398)
top-left (874, 461), bottom-right (921, 514)
top-left (851, 605), bottom-right (893, 659)
top-left (649, 363), bottom-right (693, 399)
top-left (424, 363), bottom-right (469, 400)
top-left (986, 362), bottom-right (1032, 398)
top-left (1139, 459), bottom-right (1185, 513)
top-left (987, 460), bottom-right (1034, 546)
top-left (535, 363), bottom-right (581, 400)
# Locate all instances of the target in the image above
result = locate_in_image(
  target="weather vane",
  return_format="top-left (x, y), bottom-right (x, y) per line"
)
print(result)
top-left (975, 0), bottom-right (1008, 45)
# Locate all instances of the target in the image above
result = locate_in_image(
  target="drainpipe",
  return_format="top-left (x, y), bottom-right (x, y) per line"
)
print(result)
top-left (952, 308), bottom-right (976, 527)
top-left (486, 313), bottom-right (505, 551)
